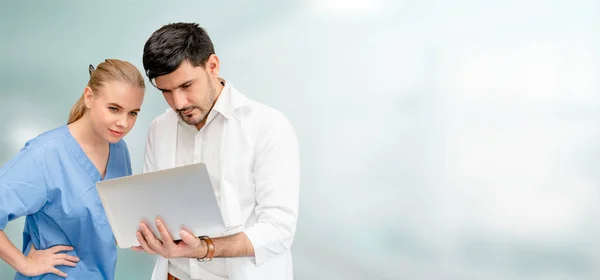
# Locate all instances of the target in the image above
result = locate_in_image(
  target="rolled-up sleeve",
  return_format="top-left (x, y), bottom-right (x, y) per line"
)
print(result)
top-left (0, 146), bottom-right (48, 230)
top-left (243, 113), bottom-right (300, 266)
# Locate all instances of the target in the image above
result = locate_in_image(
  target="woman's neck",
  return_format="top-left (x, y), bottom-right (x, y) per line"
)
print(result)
top-left (68, 114), bottom-right (107, 150)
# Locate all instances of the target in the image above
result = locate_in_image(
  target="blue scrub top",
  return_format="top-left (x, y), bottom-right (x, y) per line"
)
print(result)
top-left (0, 125), bottom-right (132, 280)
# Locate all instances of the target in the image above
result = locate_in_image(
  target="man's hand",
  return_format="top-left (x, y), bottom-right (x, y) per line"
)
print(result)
top-left (131, 218), bottom-right (207, 259)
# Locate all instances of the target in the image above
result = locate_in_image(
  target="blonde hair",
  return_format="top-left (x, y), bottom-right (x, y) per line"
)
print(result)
top-left (68, 59), bottom-right (145, 124)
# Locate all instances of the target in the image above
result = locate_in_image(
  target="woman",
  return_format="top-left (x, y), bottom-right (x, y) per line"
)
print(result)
top-left (0, 59), bottom-right (145, 279)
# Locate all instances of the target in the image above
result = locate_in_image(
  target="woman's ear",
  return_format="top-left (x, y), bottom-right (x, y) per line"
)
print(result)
top-left (83, 86), bottom-right (94, 109)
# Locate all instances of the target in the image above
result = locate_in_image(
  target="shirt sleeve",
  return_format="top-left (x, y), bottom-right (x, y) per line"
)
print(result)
top-left (243, 113), bottom-right (300, 266)
top-left (0, 145), bottom-right (48, 230)
top-left (143, 119), bottom-right (158, 174)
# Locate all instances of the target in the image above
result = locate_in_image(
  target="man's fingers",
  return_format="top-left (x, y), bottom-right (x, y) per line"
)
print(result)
top-left (131, 246), bottom-right (144, 252)
top-left (155, 219), bottom-right (174, 245)
top-left (137, 231), bottom-right (157, 255)
top-left (139, 223), bottom-right (155, 240)
top-left (50, 268), bottom-right (67, 278)
top-left (179, 230), bottom-right (200, 246)
top-left (140, 223), bottom-right (164, 251)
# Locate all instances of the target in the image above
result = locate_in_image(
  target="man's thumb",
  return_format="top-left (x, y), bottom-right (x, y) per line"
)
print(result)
top-left (180, 230), bottom-right (199, 245)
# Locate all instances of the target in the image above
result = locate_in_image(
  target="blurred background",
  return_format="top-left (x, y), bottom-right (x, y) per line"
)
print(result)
top-left (1, 0), bottom-right (599, 279)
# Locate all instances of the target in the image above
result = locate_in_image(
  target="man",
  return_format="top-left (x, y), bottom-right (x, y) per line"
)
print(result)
top-left (132, 22), bottom-right (300, 280)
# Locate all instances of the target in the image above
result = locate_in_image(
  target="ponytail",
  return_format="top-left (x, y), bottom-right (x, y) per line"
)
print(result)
top-left (67, 64), bottom-right (95, 124)
top-left (67, 95), bottom-right (86, 124)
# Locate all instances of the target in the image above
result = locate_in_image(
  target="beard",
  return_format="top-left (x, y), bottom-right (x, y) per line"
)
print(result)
top-left (178, 75), bottom-right (216, 126)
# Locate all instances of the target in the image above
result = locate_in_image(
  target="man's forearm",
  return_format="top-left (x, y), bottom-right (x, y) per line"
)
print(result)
top-left (196, 232), bottom-right (254, 258)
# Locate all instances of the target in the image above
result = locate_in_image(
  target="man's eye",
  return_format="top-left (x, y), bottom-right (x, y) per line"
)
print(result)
top-left (109, 107), bottom-right (118, 112)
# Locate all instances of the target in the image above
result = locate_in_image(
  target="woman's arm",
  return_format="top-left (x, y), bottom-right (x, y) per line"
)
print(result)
top-left (0, 230), bottom-right (78, 277)
top-left (0, 145), bottom-right (79, 277)
top-left (0, 230), bottom-right (26, 273)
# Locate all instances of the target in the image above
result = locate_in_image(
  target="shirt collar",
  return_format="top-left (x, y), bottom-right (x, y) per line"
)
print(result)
top-left (212, 77), bottom-right (233, 119)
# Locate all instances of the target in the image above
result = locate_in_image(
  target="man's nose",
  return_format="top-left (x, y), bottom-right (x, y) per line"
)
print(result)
top-left (173, 91), bottom-right (188, 110)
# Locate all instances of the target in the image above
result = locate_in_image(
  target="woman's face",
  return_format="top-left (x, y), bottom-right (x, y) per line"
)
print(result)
top-left (84, 81), bottom-right (144, 143)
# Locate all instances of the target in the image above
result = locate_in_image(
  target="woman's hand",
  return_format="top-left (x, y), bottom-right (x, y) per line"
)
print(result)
top-left (19, 244), bottom-right (80, 278)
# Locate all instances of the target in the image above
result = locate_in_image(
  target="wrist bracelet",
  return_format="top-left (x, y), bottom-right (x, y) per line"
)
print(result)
top-left (197, 236), bottom-right (214, 262)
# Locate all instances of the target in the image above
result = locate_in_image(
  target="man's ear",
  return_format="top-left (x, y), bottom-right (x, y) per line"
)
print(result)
top-left (205, 54), bottom-right (220, 77)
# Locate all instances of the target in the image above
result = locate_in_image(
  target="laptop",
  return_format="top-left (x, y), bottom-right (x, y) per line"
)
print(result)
top-left (96, 163), bottom-right (225, 249)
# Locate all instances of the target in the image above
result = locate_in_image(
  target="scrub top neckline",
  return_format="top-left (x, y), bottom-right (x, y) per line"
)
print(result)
top-left (62, 124), bottom-right (115, 181)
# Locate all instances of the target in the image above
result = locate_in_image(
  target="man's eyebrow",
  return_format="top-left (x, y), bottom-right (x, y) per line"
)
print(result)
top-left (156, 79), bottom-right (194, 92)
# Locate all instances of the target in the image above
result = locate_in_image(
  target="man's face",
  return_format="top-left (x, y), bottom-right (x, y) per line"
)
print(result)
top-left (154, 59), bottom-right (219, 128)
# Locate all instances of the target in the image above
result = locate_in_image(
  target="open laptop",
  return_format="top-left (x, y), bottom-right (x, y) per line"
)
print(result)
top-left (96, 163), bottom-right (225, 249)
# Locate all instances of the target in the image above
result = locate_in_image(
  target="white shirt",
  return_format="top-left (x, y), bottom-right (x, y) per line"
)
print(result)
top-left (168, 82), bottom-right (228, 280)
top-left (143, 78), bottom-right (300, 280)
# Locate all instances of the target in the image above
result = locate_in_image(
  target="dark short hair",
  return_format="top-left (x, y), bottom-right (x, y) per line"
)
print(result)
top-left (142, 22), bottom-right (215, 81)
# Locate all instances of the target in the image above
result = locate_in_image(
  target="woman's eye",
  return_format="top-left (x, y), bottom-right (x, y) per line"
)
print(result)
top-left (130, 112), bottom-right (138, 116)
top-left (109, 107), bottom-right (118, 112)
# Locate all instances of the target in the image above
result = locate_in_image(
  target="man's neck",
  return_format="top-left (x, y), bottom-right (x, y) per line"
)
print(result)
top-left (195, 79), bottom-right (226, 130)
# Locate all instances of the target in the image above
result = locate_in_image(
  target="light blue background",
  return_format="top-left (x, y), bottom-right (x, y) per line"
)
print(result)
top-left (1, 0), bottom-right (599, 279)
